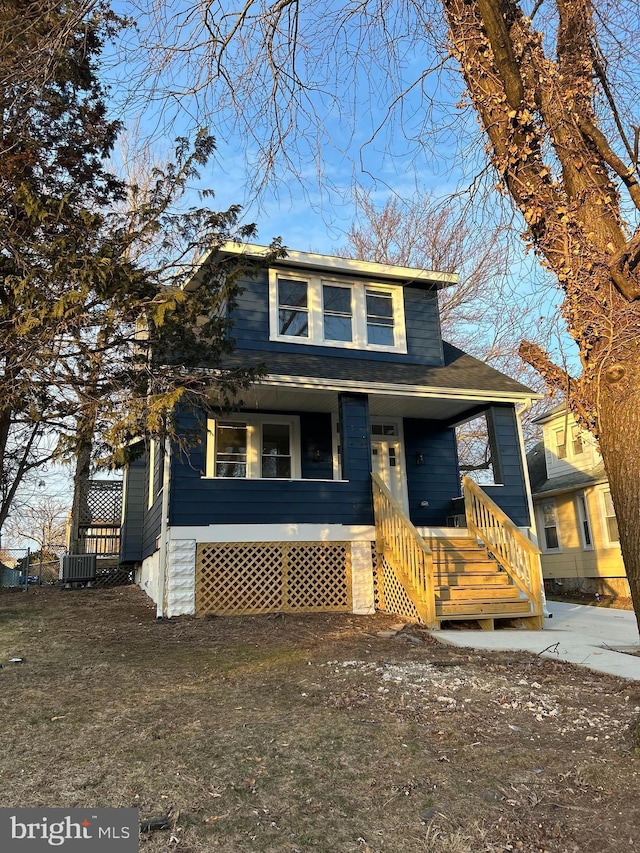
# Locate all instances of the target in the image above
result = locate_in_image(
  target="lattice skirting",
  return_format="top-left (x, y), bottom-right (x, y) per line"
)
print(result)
top-left (96, 566), bottom-right (135, 588)
top-left (373, 551), bottom-right (420, 622)
top-left (195, 542), bottom-right (353, 616)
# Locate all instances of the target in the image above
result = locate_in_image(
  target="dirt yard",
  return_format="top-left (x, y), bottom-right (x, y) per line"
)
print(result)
top-left (1, 586), bottom-right (639, 852)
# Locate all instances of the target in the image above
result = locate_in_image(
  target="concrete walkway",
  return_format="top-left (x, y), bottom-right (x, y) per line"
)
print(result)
top-left (434, 600), bottom-right (640, 680)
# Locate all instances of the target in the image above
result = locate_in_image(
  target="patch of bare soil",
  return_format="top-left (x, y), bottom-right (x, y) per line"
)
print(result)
top-left (1, 586), bottom-right (639, 853)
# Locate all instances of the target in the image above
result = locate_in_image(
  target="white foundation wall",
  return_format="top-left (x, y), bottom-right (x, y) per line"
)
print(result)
top-left (137, 550), bottom-right (160, 606)
top-left (166, 539), bottom-right (196, 616)
top-left (169, 522), bottom-right (376, 543)
top-left (350, 540), bottom-right (375, 614)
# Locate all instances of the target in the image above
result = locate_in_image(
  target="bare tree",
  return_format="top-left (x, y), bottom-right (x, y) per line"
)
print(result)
top-left (336, 188), bottom-right (554, 443)
top-left (5, 496), bottom-right (68, 553)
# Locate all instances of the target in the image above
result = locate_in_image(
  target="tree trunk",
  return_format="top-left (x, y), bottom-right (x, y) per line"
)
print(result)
top-left (441, 0), bottom-right (640, 631)
top-left (68, 438), bottom-right (92, 555)
top-left (597, 370), bottom-right (640, 631)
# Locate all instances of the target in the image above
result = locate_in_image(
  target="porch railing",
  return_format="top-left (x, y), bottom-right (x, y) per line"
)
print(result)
top-left (371, 473), bottom-right (437, 629)
top-left (462, 476), bottom-right (543, 615)
top-left (77, 525), bottom-right (121, 556)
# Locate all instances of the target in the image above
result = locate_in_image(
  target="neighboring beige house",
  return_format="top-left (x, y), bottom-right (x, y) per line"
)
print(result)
top-left (527, 405), bottom-right (627, 599)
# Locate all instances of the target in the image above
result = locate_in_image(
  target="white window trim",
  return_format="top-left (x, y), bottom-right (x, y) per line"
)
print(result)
top-left (148, 440), bottom-right (156, 509)
top-left (268, 270), bottom-right (407, 353)
top-left (575, 491), bottom-right (594, 551)
top-left (537, 499), bottom-right (562, 553)
top-left (205, 414), bottom-right (301, 480)
top-left (597, 486), bottom-right (620, 548)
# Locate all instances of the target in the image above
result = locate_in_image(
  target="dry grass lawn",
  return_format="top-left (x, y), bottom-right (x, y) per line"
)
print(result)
top-left (1, 586), bottom-right (639, 852)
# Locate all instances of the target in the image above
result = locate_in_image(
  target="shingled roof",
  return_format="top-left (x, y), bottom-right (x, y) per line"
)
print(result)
top-left (527, 441), bottom-right (608, 496)
top-left (221, 341), bottom-right (536, 398)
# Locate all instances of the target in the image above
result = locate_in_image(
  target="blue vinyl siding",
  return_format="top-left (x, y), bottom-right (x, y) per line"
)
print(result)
top-left (300, 412), bottom-right (334, 479)
top-left (404, 419), bottom-right (461, 526)
top-left (142, 446), bottom-right (162, 559)
top-left (403, 289), bottom-right (443, 363)
top-left (403, 406), bottom-right (530, 528)
top-left (230, 273), bottom-right (443, 364)
top-left (167, 402), bottom-right (374, 527)
top-left (231, 276), bottom-right (269, 341)
top-left (120, 454), bottom-right (145, 563)
top-left (482, 405), bottom-right (530, 526)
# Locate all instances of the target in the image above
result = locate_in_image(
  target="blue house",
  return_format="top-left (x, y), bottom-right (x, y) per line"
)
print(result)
top-left (120, 243), bottom-right (545, 629)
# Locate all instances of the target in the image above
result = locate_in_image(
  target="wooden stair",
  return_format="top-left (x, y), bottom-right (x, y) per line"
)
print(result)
top-left (427, 535), bottom-right (536, 628)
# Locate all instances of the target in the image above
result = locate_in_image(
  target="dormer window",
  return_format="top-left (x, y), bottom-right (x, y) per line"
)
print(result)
top-left (278, 279), bottom-right (309, 337)
top-left (366, 290), bottom-right (394, 345)
top-left (270, 271), bottom-right (406, 352)
top-left (322, 284), bottom-right (353, 342)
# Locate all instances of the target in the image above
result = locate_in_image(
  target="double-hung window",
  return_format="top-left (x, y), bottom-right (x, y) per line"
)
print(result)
top-left (575, 492), bottom-right (593, 550)
top-left (278, 279), bottom-right (309, 338)
top-left (207, 415), bottom-right (300, 479)
top-left (322, 284), bottom-right (353, 342)
top-left (214, 423), bottom-right (248, 478)
top-left (270, 271), bottom-right (406, 352)
top-left (539, 500), bottom-right (561, 551)
top-left (600, 488), bottom-right (620, 545)
top-left (261, 422), bottom-right (292, 478)
top-left (366, 289), bottom-right (395, 346)
top-left (553, 428), bottom-right (567, 460)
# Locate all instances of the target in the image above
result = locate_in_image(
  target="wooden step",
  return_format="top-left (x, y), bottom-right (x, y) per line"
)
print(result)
top-left (435, 572), bottom-right (510, 586)
top-left (436, 599), bottom-right (533, 618)
top-left (434, 560), bottom-right (498, 574)
top-left (426, 537), bottom-right (484, 554)
top-left (435, 585), bottom-right (523, 602)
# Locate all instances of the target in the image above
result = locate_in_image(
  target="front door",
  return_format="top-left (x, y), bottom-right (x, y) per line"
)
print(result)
top-left (371, 432), bottom-right (408, 514)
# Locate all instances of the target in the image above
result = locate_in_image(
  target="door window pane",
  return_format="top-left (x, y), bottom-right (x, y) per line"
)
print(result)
top-left (262, 423), bottom-right (292, 478)
top-left (323, 284), bottom-right (353, 341)
top-left (216, 423), bottom-right (247, 478)
top-left (278, 279), bottom-right (309, 337)
top-left (366, 290), bottom-right (394, 346)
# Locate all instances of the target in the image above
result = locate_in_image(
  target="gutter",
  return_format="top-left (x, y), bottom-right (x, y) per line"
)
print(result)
top-left (156, 437), bottom-right (171, 619)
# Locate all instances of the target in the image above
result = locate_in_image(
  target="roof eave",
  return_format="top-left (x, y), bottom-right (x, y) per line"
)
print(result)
top-left (186, 242), bottom-right (459, 291)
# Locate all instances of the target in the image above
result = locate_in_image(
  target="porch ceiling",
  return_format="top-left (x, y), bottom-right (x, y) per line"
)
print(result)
top-left (239, 384), bottom-right (506, 422)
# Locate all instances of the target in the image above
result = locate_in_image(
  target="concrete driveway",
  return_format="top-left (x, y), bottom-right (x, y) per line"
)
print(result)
top-left (435, 600), bottom-right (640, 680)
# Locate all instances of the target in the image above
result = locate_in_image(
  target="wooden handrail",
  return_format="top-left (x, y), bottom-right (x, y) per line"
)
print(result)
top-left (462, 476), bottom-right (543, 614)
top-left (371, 473), bottom-right (437, 628)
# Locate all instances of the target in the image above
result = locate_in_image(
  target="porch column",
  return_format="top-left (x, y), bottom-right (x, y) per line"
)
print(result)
top-left (485, 405), bottom-right (531, 527)
top-left (338, 393), bottom-right (373, 522)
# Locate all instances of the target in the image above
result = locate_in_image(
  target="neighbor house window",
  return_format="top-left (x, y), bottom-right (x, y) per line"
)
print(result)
top-left (575, 492), bottom-right (593, 550)
top-left (554, 428), bottom-right (567, 459)
top-left (269, 271), bottom-right (406, 352)
top-left (600, 489), bottom-right (620, 545)
top-left (539, 500), bottom-right (561, 551)
top-left (571, 425), bottom-right (583, 456)
top-left (207, 415), bottom-right (300, 479)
